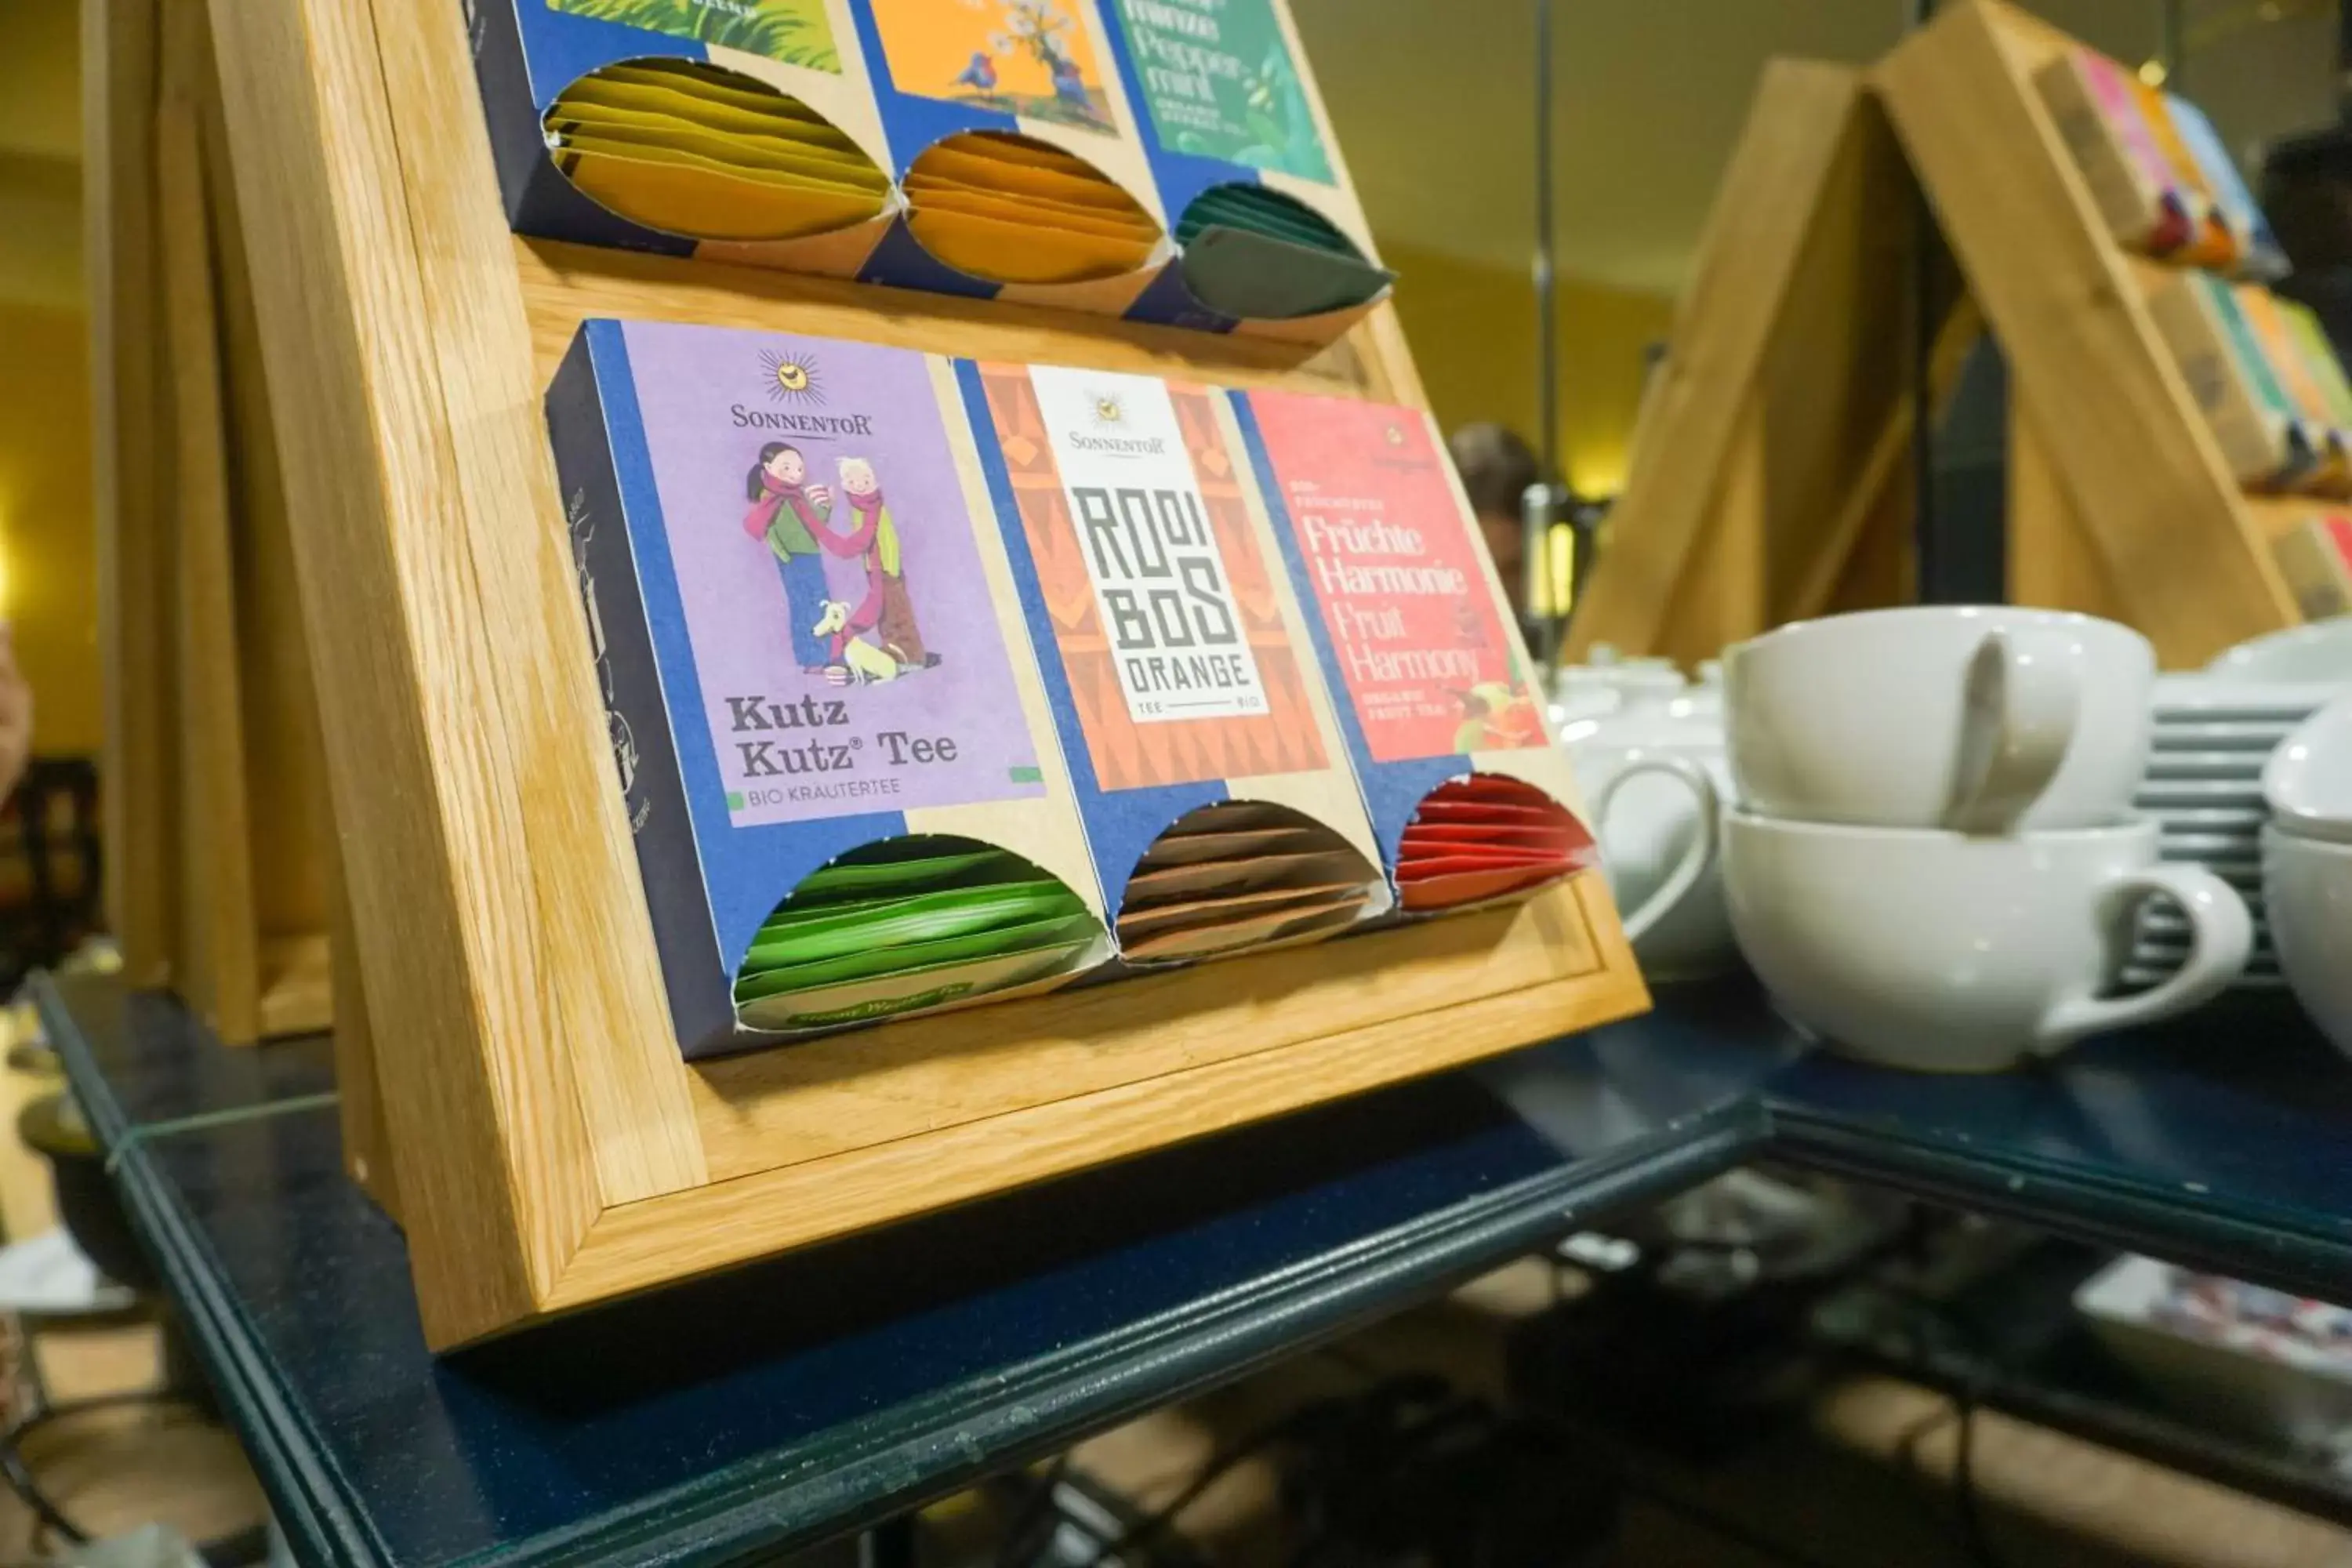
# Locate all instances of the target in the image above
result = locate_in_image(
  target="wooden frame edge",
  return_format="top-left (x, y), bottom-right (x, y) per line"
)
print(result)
top-left (466, 877), bottom-right (1650, 1347)
top-left (365, 0), bottom-right (711, 1210)
top-left (207, 0), bottom-right (603, 1345)
top-left (85, 0), bottom-right (178, 989)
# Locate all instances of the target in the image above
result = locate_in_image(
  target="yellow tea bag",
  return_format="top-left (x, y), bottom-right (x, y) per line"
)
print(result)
top-left (902, 132), bottom-right (1161, 278)
top-left (559, 130), bottom-right (862, 196)
top-left (549, 100), bottom-right (883, 178)
top-left (907, 148), bottom-right (1151, 214)
top-left (551, 116), bottom-right (890, 193)
top-left (559, 74), bottom-right (848, 145)
top-left (596, 62), bottom-right (838, 124)
top-left (908, 207), bottom-right (1152, 282)
top-left (902, 180), bottom-right (1159, 240)
top-left (557, 142), bottom-right (886, 239)
top-left (943, 131), bottom-right (1100, 175)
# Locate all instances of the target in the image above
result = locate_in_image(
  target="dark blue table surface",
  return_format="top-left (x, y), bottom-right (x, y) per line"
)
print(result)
top-left (34, 971), bottom-right (2352, 1568)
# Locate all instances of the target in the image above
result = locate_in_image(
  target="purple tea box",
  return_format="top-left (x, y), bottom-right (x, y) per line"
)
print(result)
top-left (546, 316), bottom-right (1105, 1057)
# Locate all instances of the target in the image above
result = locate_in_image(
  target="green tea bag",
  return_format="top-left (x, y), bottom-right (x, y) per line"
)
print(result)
top-left (734, 938), bottom-right (1098, 1032)
top-left (787, 847), bottom-right (1036, 900)
top-left (735, 912), bottom-right (1102, 1002)
top-left (743, 882), bottom-right (1083, 971)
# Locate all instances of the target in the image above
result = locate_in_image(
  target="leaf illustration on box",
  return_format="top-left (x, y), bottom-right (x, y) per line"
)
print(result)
top-left (548, 0), bottom-right (843, 69)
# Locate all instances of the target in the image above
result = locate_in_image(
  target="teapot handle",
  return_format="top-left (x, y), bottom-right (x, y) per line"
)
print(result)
top-left (1591, 752), bottom-right (1720, 946)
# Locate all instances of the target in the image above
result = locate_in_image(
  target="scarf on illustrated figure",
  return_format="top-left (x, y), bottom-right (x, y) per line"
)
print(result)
top-left (848, 486), bottom-right (901, 578)
top-left (742, 484), bottom-right (826, 555)
top-left (823, 487), bottom-right (902, 578)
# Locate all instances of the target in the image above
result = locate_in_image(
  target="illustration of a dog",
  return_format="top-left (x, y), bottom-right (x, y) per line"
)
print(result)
top-left (813, 600), bottom-right (906, 684)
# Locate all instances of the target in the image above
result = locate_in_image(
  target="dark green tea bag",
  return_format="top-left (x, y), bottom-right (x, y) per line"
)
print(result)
top-left (1178, 187), bottom-right (1355, 254)
top-left (1179, 227), bottom-right (1392, 319)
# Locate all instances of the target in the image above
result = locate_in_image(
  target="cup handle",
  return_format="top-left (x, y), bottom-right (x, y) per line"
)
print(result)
top-left (2034, 864), bottom-right (2252, 1051)
top-left (1944, 629), bottom-right (2081, 834)
top-left (1591, 752), bottom-right (1720, 947)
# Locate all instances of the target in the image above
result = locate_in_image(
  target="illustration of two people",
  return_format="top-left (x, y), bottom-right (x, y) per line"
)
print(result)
top-left (743, 442), bottom-right (937, 683)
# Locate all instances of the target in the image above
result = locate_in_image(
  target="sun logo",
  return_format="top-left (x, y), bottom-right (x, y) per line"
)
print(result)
top-left (1091, 393), bottom-right (1124, 426)
top-left (760, 350), bottom-right (822, 402)
top-left (1383, 424), bottom-right (1406, 446)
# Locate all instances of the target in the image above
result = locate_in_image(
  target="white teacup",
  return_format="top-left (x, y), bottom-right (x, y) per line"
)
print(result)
top-left (1723, 607), bottom-right (2154, 833)
top-left (1723, 813), bottom-right (2250, 1073)
top-left (2265, 826), bottom-right (2352, 1058)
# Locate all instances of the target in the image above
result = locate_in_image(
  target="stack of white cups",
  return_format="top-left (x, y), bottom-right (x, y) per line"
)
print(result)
top-left (1718, 607), bottom-right (2255, 1073)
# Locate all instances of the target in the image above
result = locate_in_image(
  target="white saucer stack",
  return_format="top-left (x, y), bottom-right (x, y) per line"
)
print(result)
top-left (2125, 680), bottom-right (2324, 990)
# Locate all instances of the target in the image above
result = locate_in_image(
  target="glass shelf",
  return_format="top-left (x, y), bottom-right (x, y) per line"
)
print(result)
top-left (32, 965), bottom-right (2352, 1568)
top-left (1810, 1234), bottom-right (2352, 1530)
top-left (32, 976), bottom-right (1762, 1568)
top-left (1756, 989), bottom-right (2352, 1303)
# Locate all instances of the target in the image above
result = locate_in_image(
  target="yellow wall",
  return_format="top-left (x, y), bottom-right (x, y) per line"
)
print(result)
top-left (0, 0), bottom-right (94, 760)
top-left (0, 302), bottom-right (100, 756)
top-left (1382, 241), bottom-right (1673, 499)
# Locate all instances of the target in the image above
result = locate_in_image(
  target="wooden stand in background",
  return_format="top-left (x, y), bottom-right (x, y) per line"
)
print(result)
top-left (1572, 0), bottom-right (2311, 670)
top-left (78, 0), bottom-right (1654, 1347)
top-left (85, 0), bottom-right (332, 1044)
top-left (1566, 60), bottom-right (1959, 666)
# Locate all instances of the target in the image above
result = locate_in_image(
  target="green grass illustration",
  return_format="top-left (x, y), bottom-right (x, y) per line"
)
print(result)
top-left (947, 88), bottom-right (1111, 133)
top-left (552, 0), bottom-right (842, 71)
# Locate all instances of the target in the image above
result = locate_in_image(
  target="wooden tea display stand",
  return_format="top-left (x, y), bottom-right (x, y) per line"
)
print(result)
top-left (92, 0), bottom-right (1649, 1347)
top-left (86, 0), bottom-right (335, 1046)
top-left (1570, 0), bottom-right (2314, 671)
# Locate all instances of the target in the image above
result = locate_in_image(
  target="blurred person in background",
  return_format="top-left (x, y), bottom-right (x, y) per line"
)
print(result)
top-left (1447, 422), bottom-right (1538, 625)
top-left (0, 626), bottom-right (33, 800)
